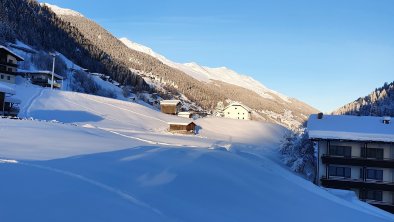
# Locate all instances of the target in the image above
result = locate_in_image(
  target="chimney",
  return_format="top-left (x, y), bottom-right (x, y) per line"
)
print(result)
top-left (317, 113), bottom-right (324, 120)
top-left (383, 116), bottom-right (391, 125)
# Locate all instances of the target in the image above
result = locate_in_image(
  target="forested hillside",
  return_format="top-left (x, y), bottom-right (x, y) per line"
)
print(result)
top-left (334, 81), bottom-right (394, 117)
top-left (46, 4), bottom-right (317, 127)
top-left (0, 0), bottom-right (318, 128)
top-left (0, 0), bottom-right (146, 88)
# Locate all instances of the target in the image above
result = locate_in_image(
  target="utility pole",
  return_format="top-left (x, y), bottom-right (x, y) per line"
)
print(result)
top-left (49, 52), bottom-right (58, 90)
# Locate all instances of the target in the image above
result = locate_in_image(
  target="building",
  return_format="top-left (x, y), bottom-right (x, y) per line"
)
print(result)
top-left (168, 122), bottom-right (196, 134)
top-left (160, 100), bottom-right (181, 115)
top-left (18, 70), bottom-right (63, 89)
top-left (178, 111), bottom-right (193, 119)
top-left (0, 82), bottom-right (20, 116)
top-left (0, 45), bottom-right (24, 84)
top-left (308, 113), bottom-right (394, 213)
top-left (223, 102), bottom-right (252, 120)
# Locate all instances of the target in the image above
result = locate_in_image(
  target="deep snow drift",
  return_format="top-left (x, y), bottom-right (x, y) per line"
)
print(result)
top-left (0, 82), bottom-right (393, 221)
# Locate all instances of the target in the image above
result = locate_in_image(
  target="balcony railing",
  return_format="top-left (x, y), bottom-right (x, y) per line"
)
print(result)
top-left (321, 177), bottom-right (394, 191)
top-left (322, 155), bottom-right (394, 168)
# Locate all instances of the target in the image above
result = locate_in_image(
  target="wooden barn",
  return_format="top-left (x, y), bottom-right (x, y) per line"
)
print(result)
top-left (168, 122), bottom-right (196, 134)
top-left (160, 100), bottom-right (181, 115)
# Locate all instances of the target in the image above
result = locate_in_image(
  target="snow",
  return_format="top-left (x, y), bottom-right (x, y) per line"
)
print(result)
top-left (0, 82), bottom-right (16, 94)
top-left (0, 75), bottom-right (393, 221)
top-left (160, 100), bottom-right (180, 105)
top-left (119, 38), bottom-right (291, 103)
top-left (4, 96), bottom-right (21, 104)
top-left (42, 3), bottom-right (84, 17)
top-left (308, 114), bottom-right (394, 142)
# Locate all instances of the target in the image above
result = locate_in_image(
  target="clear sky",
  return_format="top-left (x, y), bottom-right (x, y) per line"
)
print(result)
top-left (41, 0), bottom-right (394, 112)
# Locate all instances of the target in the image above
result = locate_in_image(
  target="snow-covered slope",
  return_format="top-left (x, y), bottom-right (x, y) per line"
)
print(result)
top-left (120, 38), bottom-right (290, 102)
top-left (0, 81), bottom-right (393, 221)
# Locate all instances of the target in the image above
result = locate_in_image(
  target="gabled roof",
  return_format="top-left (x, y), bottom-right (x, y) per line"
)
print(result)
top-left (223, 102), bottom-right (252, 112)
top-left (160, 100), bottom-right (181, 106)
top-left (0, 45), bottom-right (24, 61)
top-left (308, 114), bottom-right (394, 143)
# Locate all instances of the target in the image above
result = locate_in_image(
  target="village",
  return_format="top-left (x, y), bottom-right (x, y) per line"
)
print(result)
top-left (0, 44), bottom-right (254, 134)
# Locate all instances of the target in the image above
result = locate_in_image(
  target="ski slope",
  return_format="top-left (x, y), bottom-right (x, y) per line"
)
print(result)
top-left (0, 82), bottom-right (393, 221)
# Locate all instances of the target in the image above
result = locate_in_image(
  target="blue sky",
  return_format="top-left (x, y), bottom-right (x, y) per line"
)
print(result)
top-left (42, 0), bottom-right (394, 112)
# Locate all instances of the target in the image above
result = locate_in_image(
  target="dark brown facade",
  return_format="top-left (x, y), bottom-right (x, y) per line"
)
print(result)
top-left (169, 122), bottom-right (196, 134)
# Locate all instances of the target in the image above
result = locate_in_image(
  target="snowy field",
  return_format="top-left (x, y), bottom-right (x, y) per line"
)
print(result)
top-left (0, 82), bottom-right (393, 221)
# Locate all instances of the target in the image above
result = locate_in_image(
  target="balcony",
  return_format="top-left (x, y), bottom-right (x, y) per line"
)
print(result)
top-left (322, 155), bottom-right (394, 168)
top-left (0, 59), bottom-right (17, 67)
top-left (363, 200), bottom-right (394, 213)
top-left (321, 177), bottom-right (394, 191)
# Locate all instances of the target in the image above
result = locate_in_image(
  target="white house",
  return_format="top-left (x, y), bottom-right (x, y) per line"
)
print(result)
top-left (308, 113), bottom-right (394, 213)
top-left (223, 102), bottom-right (252, 120)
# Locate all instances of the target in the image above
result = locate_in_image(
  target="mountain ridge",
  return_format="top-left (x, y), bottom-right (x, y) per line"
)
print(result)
top-left (334, 81), bottom-right (394, 117)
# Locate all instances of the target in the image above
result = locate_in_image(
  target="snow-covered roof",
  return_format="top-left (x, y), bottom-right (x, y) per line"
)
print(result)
top-left (0, 45), bottom-right (24, 61)
top-left (223, 102), bottom-right (252, 112)
top-left (178, 112), bottom-right (192, 115)
top-left (5, 96), bottom-right (21, 104)
top-left (160, 100), bottom-right (181, 106)
top-left (18, 70), bottom-right (64, 80)
top-left (168, 121), bottom-right (195, 126)
top-left (0, 82), bottom-right (15, 94)
top-left (308, 114), bottom-right (394, 143)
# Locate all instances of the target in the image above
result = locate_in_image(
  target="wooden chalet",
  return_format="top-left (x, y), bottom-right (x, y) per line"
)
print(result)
top-left (168, 122), bottom-right (196, 134)
top-left (160, 100), bottom-right (182, 115)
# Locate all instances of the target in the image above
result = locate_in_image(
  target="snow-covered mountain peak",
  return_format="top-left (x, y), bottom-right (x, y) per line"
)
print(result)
top-left (42, 3), bottom-right (84, 17)
top-left (119, 37), bottom-right (290, 102)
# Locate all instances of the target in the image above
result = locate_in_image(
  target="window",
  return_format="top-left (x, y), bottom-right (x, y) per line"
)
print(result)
top-left (6, 76), bottom-right (10, 81)
top-left (365, 190), bottom-right (383, 202)
top-left (227, 112), bottom-right (230, 114)
top-left (329, 145), bottom-right (351, 157)
top-left (235, 107), bottom-right (237, 110)
top-left (366, 169), bottom-right (383, 181)
top-left (7, 68), bottom-right (12, 72)
top-left (0, 74), bottom-right (3, 79)
top-left (329, 166), bottom-right (351, 178)
top-left (366, 148), bottom-right (384, 160)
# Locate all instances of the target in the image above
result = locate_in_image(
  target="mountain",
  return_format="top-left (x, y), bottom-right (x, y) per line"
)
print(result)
top-left (43, 3), bottom-right (318, 128)
top-left (1, 0), bottom-right (318, 128)
top-left (334, 81), bottom-right (394, 117)
top-left (119, 38), bottom-right (290, 102)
